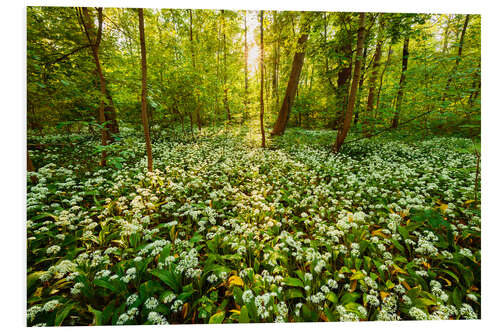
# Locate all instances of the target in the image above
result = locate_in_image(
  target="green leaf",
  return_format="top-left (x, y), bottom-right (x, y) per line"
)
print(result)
top-left (286, 288), bottom-right (304, 299)
top-left (239, 306), bottom-right (250, 323)
top-left (326, 292), bottom-right (338, 304)
top-left (390, 238), bottom-right (405, 253)
top-left (341, 292), bottom-right (360, 305)
top-left (88, 305), bottom-right (102, 325)
top-left (94, 279), bottom-right (119, 294)
top-left (27, 271), bottom-right (44, 294)
top-left (209, 311), bottom-right (225, 324)
top-left (151, 269), bottom-right (182, 293)
top-left (283, 277), bottom-right (304, 288)
top-left (55, 303), bottom-right (75, 326)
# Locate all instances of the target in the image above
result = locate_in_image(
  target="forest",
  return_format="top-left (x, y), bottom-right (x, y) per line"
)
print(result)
top-left (26, 7), bottom-right (481, 326)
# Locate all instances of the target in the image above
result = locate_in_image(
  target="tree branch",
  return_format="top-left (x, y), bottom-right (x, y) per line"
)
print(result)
top-left (45, 44), bottom-right (90, 65)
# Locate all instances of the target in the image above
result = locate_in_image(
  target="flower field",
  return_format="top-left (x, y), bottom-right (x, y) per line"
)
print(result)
top-left (27, 127), bottom-right (481, 326)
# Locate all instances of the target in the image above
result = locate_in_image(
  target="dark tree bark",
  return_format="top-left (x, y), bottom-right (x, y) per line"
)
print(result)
top-left (138, 8), bottom-right (153, 172)
top-left (391, 36), bottom-right (410, 129)
top-left (271, 13), bottom-right (311, 136)
top-left (260, 11), bottom-right (266, 148)
top-left (333, 14), bottom-right (353, 129)
top-left (364, 19), bottom-right (384, 136)
top-left (333, 13), bottom-right (366, 152)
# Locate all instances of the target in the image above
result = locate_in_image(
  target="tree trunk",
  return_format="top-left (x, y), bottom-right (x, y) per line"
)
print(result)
top-left (375, 44), bottom-right (392, 117)
top-left (442, 15), bottom-right (451, 54)
top-left (243, 11), bottom-right (248, 123)
top-left (353, 46), bottom-right (368, 125)
top-left (138, 8), bottom-right (153, 172)
top-left (271, 13), bottom-right (310, 136)
top-left (222, 10), bottom-right (231, 122)
top-left (79, 7), bottom-right (109, 166)
top-left (27, 151), bottom-right (38, 183)
top-left (323, 12), bottom-right (334, 89)
top-left (468, 71), bottom-right (481, 107)
top-left (364, 21), bottom-right (384, 136)
top-left (333, 13), bottom-right (366, 152)
top-left (215, 16), bottom-right (220, 117)
top-left (334, 41), bottom-right (353, 128)
top-left (441, 14), bottom-right (470, 103)
top-left (391, 36), bottom-right (409, 129)
top-left (260, 11), bottom-right (266, 148)
top-left (275, 26), bottom-right (281, 113)
top-left (104, 87), bottom-right (119, 139)
top-left (189, 10), bottom-right (202, 131)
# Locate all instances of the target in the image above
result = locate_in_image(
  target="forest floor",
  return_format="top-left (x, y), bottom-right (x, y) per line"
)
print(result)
top-left (27, 124), bottom-right (481, 325)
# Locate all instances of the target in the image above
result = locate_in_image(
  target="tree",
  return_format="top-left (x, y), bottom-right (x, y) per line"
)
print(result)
top-left (27, 151), bottom-right (38, 184)
top-left (441, 14), bottom-right (470, 103)
top-left (77, 7), bottom-right (111, 166)
top-left (243, 10), bottom-right (249, 123)
top-left (364, 15), bottom-right (385, 136)
top-left (391, 36), bottom-right (409, 129)
top-left (260, 11), bottom-right (266, 148)
top-left (221, 10), bottom-right (231, 122)
top-left (353, 45), bottom-right (369, 125)
top-left (332, 13), bottom-right (354, 130)
top-left (375, 44), bottom-right (392, 115)
top-left (189, 9), bottom-right (202, 131)
top-left (333, 12), bottom-right (366, 152)
top-left (271, 13), bottom-right (311, 136)
top-left (138, 8), bottom-right (153, 172)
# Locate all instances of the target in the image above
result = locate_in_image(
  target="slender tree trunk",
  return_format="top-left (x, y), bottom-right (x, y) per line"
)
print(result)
top-left (27, 151), bottom-right (38, 183)
top-left (353, 46), bottom-right (368, 125)
top-left (323, 12), bottom-right (334, 88)
top-left (442, 15), bottom-right (451, 54)
top-left (275, 26), bottom-right (281, 113)
top-left (81, 8), bottom-right (119, 139)
top-left (468, 72), bottom-right (481, 107)
top-left (441, 14), bottom-right (470, 103)
top-left (189, 9), bottom-right (202, 131)
top-left (271, 13), bottom-right (311, 136)
top-left (334, 13), bottom-right (366, 152)
top-left (215, 17), bottom-right (220, 118)
top-left (364, 20), bottom-right (384, 136)
top-left (79, 7), bottom-right (109, 166)
top-left (243, 11), bottom-right (248, 123)
top-left (103, 87), bottom-right (119, 139)
top-left (138, 8), bottom-right (153, 172)
top-left (375, 44), bottom-right (392, 117)
top-left (260, 11), bottom-right (266, 148)
top-left (222, 10), bottom-right (231, 122)
top-left (391, 36), bottom-right (410, 129)
top-left (334, 32), bottom-right (353, 129)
